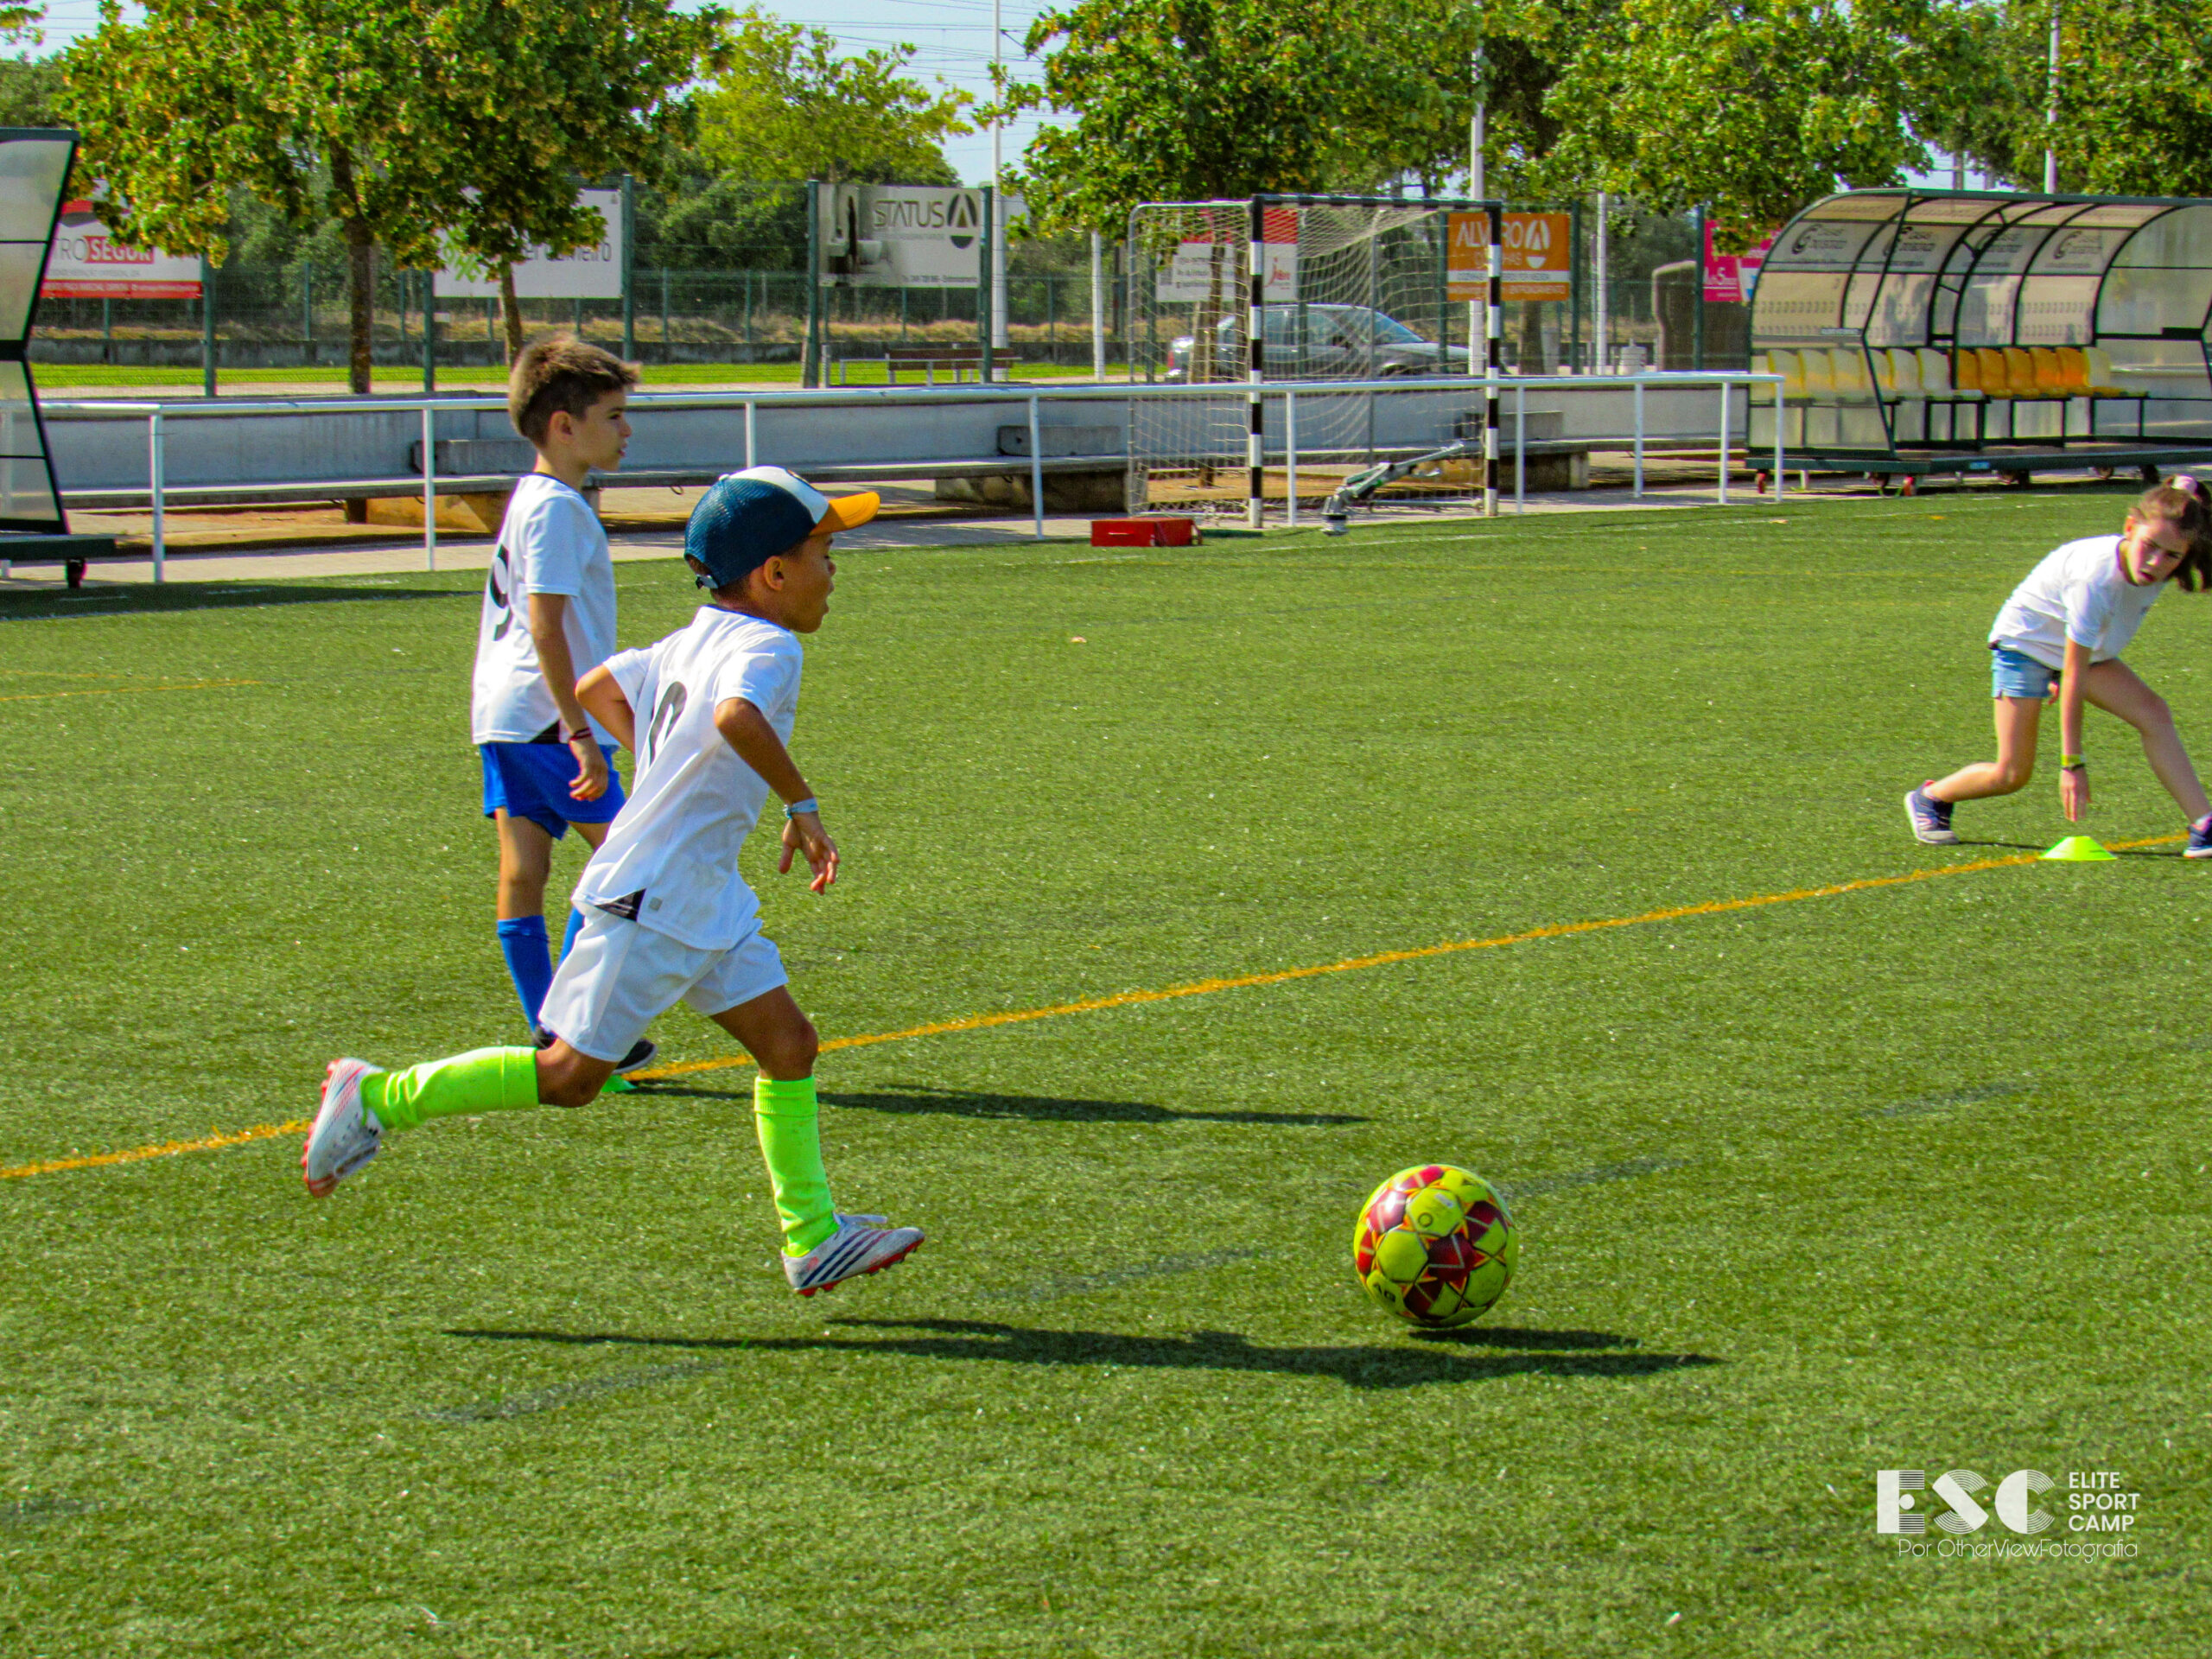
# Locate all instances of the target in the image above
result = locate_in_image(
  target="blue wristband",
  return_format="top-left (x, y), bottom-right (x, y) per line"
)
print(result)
top-left (784, 797), bottom-right (819, 817)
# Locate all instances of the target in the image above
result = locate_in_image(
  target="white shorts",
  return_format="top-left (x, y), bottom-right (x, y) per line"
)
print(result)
top-left (538, 906), bottom-right (787, 1063)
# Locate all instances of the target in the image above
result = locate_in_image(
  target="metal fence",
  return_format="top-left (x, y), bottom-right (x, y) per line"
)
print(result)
top-left (40, 371), bottom-right (1786, 579)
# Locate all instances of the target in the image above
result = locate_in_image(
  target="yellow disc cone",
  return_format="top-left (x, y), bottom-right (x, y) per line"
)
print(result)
top-left (2041, 835), bottom-right (2115, 861)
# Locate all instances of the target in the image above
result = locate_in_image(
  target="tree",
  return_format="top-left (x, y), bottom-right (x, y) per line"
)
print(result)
top-left (1531, 0), bottom-right (1975, 247)
top-left (696, 8), bottom-right (970, 188)
top-left (995, 0), bottom-right (1366, 236)
top-left (1952, 0), bottom-right (2212, 197)
top-left (400, 0), bottom-right (730, 363)
top-left (58, 0), bottom-right (724, 390)
top-left (60, 1), bottom-right (451, 391)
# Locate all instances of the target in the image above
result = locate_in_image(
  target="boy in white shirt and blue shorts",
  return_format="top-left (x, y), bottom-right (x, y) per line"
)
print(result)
top-left (306, 467), bottom-right (924, 1297)
top-left (1907, 479), bottom-right (2212, 855)
top-left (473, 338), bottom-right (653, 1072)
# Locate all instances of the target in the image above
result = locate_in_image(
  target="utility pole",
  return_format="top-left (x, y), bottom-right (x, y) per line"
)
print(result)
top-left (2044, 0), bottom-right (2060, 193)
top-left (1593, 192), bottom-right (1610, 373)
top-left (991, 0), bottom-right (1009, 350)
top-left (1469, 23), bottom-right (1486, 375)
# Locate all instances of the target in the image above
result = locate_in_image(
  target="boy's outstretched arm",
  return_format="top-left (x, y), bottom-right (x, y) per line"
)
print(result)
top-left (715, 696), bottom-right (838, 893)
top-left (576, 664), bottom-right (637, 753)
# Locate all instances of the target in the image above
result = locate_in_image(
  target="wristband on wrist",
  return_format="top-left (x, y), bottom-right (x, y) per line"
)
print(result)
top-left (564, 728), bottom-right (596, 745)
top-left (2062, 753), bottom-right (2087, 771)
top-left (784, 796), bottom-right (820, 817)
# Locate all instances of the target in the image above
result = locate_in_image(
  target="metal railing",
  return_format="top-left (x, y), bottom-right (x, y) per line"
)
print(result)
top-left (41, 370), bottom-right (1785, 582)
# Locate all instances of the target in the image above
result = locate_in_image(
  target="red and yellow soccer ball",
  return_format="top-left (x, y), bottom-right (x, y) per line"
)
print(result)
top-left (1353, 1164), bottom-right (1517, 1327)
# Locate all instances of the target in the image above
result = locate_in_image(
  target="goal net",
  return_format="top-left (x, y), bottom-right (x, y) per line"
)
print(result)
top-left (1126, 196), bottom-right (1492, 520)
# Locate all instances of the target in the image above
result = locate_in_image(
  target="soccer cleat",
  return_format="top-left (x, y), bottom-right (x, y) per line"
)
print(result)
top-left (303, 1058), bottom-right (385, 1196)
top-left (2189, 817), bottom-right (2212, 860)
top-left (782, 1216), bottom-right (924, 1296)
top-left (1904, 784), bottom-right (1958, 845)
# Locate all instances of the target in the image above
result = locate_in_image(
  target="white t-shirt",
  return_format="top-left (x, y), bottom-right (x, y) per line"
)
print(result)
top-left (572, 606), bottom-right (804, 950)
top-left (470, 474), bottom-right (618, 744)
top-left (1989, 534), bottom-right (2166, 670)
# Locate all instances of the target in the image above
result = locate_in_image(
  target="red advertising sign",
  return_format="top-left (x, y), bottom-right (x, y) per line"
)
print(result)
top-left (42, 200), bottom-right (201, 298)
top-left (1704, 222), bottom-right (1777, 304)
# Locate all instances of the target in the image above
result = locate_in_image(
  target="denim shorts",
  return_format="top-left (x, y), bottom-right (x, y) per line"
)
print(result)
top-left (1990, 644), bottom-right (2060, 701)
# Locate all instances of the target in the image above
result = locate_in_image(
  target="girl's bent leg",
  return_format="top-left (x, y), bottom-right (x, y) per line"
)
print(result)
top-left (1927, 696), bottom-right (2044, 803)
top-left (2084, 659), bottom-right (2212, 822)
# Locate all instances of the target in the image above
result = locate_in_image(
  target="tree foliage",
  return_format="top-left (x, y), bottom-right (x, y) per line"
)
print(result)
top-left (696, 7), bottom-right (969, 187)
top-left (1949, 0), bottom-right (2212, 197)
top-left (58, 0), bottom-right (722, 389)
top-left (998, 0), bottom-right (1369, 235)
top-left (1540, 0), bottom-right (1967, 247)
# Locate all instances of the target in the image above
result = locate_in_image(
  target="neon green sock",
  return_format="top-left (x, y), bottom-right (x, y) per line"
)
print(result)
top-left (360, 1047), bottom-right (540, 1134)
top-left (753, 1075), bottom-right (837, 1255)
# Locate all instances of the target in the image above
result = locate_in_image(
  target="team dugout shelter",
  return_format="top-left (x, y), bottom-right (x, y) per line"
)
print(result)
top-left (1751, 189), bottom-right (2212, 486)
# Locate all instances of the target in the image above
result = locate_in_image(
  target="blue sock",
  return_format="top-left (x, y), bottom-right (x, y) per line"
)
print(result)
top-left (559, 906), bottom-right (586, 964)
top-left (495, 915), bottom-right (554, 1034)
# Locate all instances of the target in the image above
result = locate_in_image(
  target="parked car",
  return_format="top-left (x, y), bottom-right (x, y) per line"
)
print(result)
top-left (1165, 303), bottom-right (1471, 381)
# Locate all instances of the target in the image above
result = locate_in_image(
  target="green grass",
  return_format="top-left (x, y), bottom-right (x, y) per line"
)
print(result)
top-left (31, 359), bottom-right (1128, 394)
top-left (3, 490), bottom-right (2208, 1656)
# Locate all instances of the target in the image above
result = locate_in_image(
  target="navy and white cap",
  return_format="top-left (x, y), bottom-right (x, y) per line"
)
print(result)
top-left (684, 466), bottom-right (879, 590)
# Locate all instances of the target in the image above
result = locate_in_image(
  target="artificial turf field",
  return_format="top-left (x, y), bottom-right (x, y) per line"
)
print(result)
top-left (3, 490), bottom-right (2209, 1656)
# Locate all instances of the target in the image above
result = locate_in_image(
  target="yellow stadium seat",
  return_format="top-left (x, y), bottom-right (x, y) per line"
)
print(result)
top-left (1976, 348), bottom-right (2013, 396)
top-left (1828, 347), bottom-right (1877, 403)
top-left (2005, 347), bottom-right (2050, 397)
top-left (2029, 346), bottom-right (2068, 395)
top-left (2054, 346), bottom-right (2091, 393)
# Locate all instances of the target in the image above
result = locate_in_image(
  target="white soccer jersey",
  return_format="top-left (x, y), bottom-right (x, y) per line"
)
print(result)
top-left (1990, 534), bottom-right (2166, 670)
top-left (470, 474), bottom-right (619, 744)
top-left (572, 604), bottom-right (804, 950)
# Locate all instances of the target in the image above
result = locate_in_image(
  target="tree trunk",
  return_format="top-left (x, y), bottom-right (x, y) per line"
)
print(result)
top-left (345, 220), bottom-right (375, 394)
top-left (330, 149), bottom-right (375, 395)
top-left (499, 264), bottom-right (524, 364)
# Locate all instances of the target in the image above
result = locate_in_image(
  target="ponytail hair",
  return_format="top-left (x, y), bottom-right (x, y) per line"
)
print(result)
top-left (2138, 479), bottom-right (2212, 592)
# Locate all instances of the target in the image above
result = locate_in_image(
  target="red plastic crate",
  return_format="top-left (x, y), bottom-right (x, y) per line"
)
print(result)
top-left (1090, 516), bottom-right (1198, 548)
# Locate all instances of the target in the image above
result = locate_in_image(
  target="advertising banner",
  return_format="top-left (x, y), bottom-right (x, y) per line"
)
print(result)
top-left (819, 185), bottom-right (1024, 289)
top-left (1704, 222), bottom-right (1778, 303)
top-left (1155, 208), bottom-right (1299, 303)
top-left (435, 189), bottom-right (623, 299)
top-left (1449, 212), bottom-right (1571, 302)
top-left (42, 200), bottom-right (202, 298)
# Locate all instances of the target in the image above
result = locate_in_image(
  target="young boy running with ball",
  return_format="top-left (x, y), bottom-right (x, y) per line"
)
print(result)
top-left (307, 468), bottom-right (924, 1296)
top-left (474, 337), bottom-right (653, 1071)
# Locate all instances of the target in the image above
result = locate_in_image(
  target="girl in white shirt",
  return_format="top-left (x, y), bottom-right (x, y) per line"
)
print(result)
top-left (1906, 480), bottom-right (2212, 855)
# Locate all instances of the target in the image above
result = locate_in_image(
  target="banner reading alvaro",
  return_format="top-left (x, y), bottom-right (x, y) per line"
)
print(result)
top-left (43, 201), bottom-right (201, 298)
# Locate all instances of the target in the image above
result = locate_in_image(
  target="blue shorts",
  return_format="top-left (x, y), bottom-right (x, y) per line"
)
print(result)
top-left (1991, 645), bottom-right (2060, 701)
top-left (480, 741), bottom-right (625, 838)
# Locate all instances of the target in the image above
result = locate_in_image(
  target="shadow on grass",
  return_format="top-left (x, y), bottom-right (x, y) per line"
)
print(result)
top-left (0, 582), bottom-right (465, 621)
top-left (633, 1080), bottom-right (1365, 1126)
top-left (1407, 1325), bottom-right (1641, 1350)
top-left (447, 1319), bottom-right (1718, 1390)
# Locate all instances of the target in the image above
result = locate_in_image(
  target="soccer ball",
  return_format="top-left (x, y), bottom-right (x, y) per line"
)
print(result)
top-left (1353, 1163), bottom-right (1516, 1328)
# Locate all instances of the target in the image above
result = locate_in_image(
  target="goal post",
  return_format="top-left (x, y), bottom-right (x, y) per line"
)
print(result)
top-left (1126, 194), bottom-right (1503, 524)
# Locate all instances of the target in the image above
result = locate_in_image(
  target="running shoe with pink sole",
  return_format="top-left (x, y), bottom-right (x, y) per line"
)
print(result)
top-left (302, 1058), bottom-right (385, 1196)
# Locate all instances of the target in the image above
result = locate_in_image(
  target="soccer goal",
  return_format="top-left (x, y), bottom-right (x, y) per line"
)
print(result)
top-left (1125, 194), bottom-right (1503, 524)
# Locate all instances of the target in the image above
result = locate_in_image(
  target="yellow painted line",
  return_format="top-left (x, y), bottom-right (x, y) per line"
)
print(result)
top-left (0, 678), bottom-right (264, 704)
top-left (2, 833), bottom-right (2182, 1179)
top-left (636, 833), bottom-right (2184, 1082)
top-left (1, 1120), bottom-right (309, 1180)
